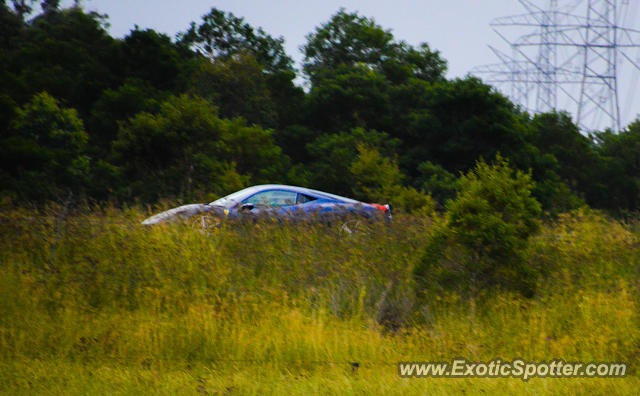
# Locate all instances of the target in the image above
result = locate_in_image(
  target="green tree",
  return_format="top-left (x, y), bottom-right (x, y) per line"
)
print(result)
top-left (0, 3), bottom-right (26, 116)
top-left (306, 128), bottom-right (398, 196)
top-left (112, 94), bottom-right (286, 202)
top-left (88, 78), bottom-right (163, 151)
top-left (119, 28), bottom-right (189, 92)
top-left (0, 1), bottom-right (23, 51)
top-left (302, 9), bottom-right (446, 84)
top-left (395, 77), bottom-right (530, 177)
top-left (179, 8), bottom-right (292, 74)
top-left (415, 156), bottom-right (541, 298)
top-left (180, 8), bottom-right (303, 129)
top-left (306, 65), bottom-right (392, 133)
top-left (350, 143), bottom-right (401, 201)
top-left (189, 53), bottom-right (278, 128)
top-left (416, 161), bottom-right (458, 207)
top-left (86, 79), bottom-right (166, 199)
top-left (6, 7), bottom-right (119, 115)
top-left (0, 92), bottom-right (89, 199)
top-left (273, 124), bottom-right (318, 164)
top-left (594, 120), bottom-right (640, 213)
top-left (301, 8), bottom-right (449, 149)
top-left (529, 112), bottom-right (599, 196)
top-left (350, 144), bottom-right (433, 213)
top-left (0, 94), bottom-right (17, 134)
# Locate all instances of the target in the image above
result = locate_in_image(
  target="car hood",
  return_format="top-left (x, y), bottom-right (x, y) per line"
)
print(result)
top-left (141, 203), bottom-right (213, 225)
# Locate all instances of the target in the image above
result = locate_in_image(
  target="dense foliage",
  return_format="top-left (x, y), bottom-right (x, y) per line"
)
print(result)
top-left (1, 3), bottom-right (639, 215)
top-left (415, 157), bottom-right (541, 298)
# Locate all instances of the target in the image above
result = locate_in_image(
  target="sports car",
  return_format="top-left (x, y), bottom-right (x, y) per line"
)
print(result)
top-left (141, 184), bottom-right (391, 230)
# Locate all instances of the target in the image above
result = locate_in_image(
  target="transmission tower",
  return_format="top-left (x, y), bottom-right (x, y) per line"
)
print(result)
top-left (471, 0), bottom-right (640, 132)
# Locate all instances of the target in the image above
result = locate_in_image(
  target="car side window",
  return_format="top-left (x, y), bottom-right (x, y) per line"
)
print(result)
top-left (243, 190), bottom-right (297, 207)
top-left (297, 193), bottom-right (317, 204)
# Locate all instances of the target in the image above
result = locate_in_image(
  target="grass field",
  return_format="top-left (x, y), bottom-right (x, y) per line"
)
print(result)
top-left (1, 202), bottom-right (639, 395)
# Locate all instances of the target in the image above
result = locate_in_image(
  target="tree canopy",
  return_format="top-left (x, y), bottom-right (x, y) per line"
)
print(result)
top-left (0, 4), bottom-right (638, 216)
top-left (303, 9), bottom-right (446, 84)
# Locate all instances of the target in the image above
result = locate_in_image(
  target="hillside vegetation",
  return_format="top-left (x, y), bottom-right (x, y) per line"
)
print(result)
top-left (1, 200), bottom-right (639, 394)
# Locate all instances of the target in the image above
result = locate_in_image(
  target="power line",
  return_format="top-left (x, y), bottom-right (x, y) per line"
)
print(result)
top-left (471, 0), bottom-right (640, 133)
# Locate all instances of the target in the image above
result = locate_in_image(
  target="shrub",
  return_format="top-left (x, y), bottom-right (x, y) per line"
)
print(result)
top-left (414, 156), bottom-right (541, 298)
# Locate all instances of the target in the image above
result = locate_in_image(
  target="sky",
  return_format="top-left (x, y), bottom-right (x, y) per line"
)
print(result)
top-left (58, 0), bottom-right (640, 130)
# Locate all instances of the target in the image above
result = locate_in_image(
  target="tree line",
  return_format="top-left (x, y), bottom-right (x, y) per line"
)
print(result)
top-left (1, 2), bottom-right (639, 215)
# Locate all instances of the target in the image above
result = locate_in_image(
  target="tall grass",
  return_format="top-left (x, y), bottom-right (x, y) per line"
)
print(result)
top-left (1, 203), bottom-right (639, 394)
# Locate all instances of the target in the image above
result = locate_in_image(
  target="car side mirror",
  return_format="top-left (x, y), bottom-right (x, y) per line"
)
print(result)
top-left (240, 203), bottom-right (254, 211)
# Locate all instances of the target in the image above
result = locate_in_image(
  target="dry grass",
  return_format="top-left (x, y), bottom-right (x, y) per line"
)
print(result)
top-left (1, 203), bottom-right (639, 394)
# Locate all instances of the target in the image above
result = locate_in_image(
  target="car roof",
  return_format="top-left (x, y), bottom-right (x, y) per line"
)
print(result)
top-left (208, 184), bottom-right (360, 207)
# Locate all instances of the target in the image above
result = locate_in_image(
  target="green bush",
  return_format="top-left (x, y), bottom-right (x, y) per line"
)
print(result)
top-left (414, 156), bottom-right (541, 298)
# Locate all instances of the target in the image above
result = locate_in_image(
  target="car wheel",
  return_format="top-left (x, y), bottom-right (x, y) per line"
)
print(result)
top-left (191, 214), bottom-right (221, 232)
top-left (339, 219), bottom-right (370, 236)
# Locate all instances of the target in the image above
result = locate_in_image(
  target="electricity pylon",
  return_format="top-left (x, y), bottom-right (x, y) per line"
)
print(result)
top-left (472, 0), bottom-right (640, 132)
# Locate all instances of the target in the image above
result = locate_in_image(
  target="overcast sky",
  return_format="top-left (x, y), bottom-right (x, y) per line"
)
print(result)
top-left (58, 0), bottom-right (640, 129)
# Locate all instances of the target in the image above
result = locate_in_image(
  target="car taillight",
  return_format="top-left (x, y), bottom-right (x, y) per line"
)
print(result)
top-left (370, 203), bottom-right (388, 212)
